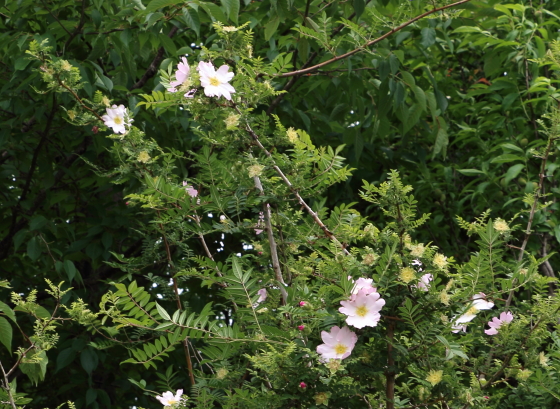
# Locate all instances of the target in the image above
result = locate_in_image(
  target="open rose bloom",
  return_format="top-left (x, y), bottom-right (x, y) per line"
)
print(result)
top-left (102, 104), bottom-right (132, 134)
top-left (197, 61), bottom-right (236, 100)
top-left (485, 311), bottom-right (513, 335)
top-left (339, 289), bottom-right (385, 329)
top-left (316, 326), bottom-right (357, 361)
top-left (156, 389), bottom-right (184, 406)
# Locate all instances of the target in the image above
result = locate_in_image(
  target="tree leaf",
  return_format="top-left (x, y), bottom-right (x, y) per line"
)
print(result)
top-left (0, 317), bottom-right (12, 354)
top-left (156, 302), bottom-right (171, 321)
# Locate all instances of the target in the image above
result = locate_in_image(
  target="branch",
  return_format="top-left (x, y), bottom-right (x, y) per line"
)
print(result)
top-left (130, 26), bottom-right (179, 90)
top-left (253, 175), bottom-right (288, 304)
top-left (276, 0), bottom-right (472, 78)
top-left (506, 135), bottom-right (558, 308)
top-left (238, 108), bottom-right (350, 256)
top-left (64, 0), bottom-right (87, 51)
top-left (0, 359), bottom-right (17, 409)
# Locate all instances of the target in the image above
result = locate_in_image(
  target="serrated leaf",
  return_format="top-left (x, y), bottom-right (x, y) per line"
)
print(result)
top-left (199, 2), bottom-right (228, 23)
top-left (145, 0), bottom-right (184, 13)
top-left (264, 16), bottom-right (280, 41)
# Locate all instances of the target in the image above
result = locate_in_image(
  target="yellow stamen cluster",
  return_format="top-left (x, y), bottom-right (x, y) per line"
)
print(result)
top-left (248, 164), bottom-right (265, 178)
top-left (314, 392), bottom-right (330, 406)
top-left (399, 267), bottom-right (416, 284)
top-left (334, 344), bottom-right (348, 355)
top-left (355, 305), bottom-right (368, 317)
top-left (539, 352), bottom-right (549, 367)
top-left (286, 127), bottom-right (298, 144)
top-left (137, 151), bottom-right (151, 163)
top-left (408, 243), bottom-right (426, 258)
top-left (433, 253), bottom-right (448, 270)
top-left (493, 218), bottom-right (510, 232)
top-left (426, 369), bottom-right (443, 386)
top-left (216, 368), bottom-right (229, 379)
top-left (209, 77), bottom-right (220, 86)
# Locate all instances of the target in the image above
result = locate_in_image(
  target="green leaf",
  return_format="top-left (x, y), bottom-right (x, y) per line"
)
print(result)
top-left (353, 0), bottom-right (365, 18)
top-left (504, 163), bottom-right (525, 185)
top-left (26, 237), bottom-right (41, 261)
top-left (145, 0), bottom-right (185, 13)
top-left (159, 34), bottom-right (178, 56)
top-left (491, 154), bottom-right (525, 164)
top-left (0, 301), bottom-right (16, 323)
top-left (264, 16), bottom-right (280, 41)
top-left (221, 0), bottom-right (239, 24)
top-left (56, 347), bottom-right (77, 372)
top-left (64, 260), bottom-right (77, 283)
top-left (80, 347), bottom-right (99, 375)
top-left (156, 302), bottom-right (171, 321)
top-left (199, 2), bottom-right (228, 23)
top-left (183, 7), bottom-right (201, 37)
top-left (420, 27), bottom-right (436, 48)
top-left (0, 317), bottom-right (12, 354)
top-left (457, 169), bottom-right (485, 176)
top-left (20, 350), bottom-right (48, 385)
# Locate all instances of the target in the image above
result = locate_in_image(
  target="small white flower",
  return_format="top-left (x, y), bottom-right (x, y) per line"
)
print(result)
top-left (197, 61), bottom-right (236, 100)
top-left (156, 389), bottom-right (184, 406)
top-left (101, 104), bottom-right (132, 134)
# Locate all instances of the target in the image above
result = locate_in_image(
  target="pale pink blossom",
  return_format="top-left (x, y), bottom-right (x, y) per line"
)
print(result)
top-left (485, 311), bottom-right (513, 335)
top-left (316, 326), bottom-right (357, 361)
top-left (257, 288), bottom-right (267, 303)
top-left (451, 293), bottom-right (494, 333)
top-left (168, 57), bottom-right (191, 93)
top-left (102, 104), bottom-right (132, 134)
top-left (415, 273), bottom-right (433, 291)
top-left (156, 389), bottom-right (184, 406)
top-left (339, 289), bottom-right (385, 329)
top-left (182, 181), bottom-right (198, 197)
top-left (197, 61), bottom-right (235, 100)
top-left (349, 277), bottom-right (376, 296)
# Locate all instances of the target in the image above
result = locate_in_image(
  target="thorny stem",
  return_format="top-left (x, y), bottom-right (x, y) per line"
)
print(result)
top-left (0, 359), bottom-right (17, 409)
top-left (506, 134), bottom-right (558, 308)
top-left (253, 175), bottom-right (288, 304)
top-left (157, 213), bottom-right (196, 386)
top-left (276, 0), bottom-right (472, 78)
top-left (236, 107), bottom-right (350, 256)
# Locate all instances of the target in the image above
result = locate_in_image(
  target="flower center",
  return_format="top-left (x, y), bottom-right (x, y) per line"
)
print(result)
top-left (355, 305), bottom-right (368, 317)
top-left (209, 77), bottom-right (220, 86)
top-left (334, 343), bottom-right (348, 355)
top-left (168, 399), bottom-right (177, 404)
top-left (113, 116), bottom-right (123, 125)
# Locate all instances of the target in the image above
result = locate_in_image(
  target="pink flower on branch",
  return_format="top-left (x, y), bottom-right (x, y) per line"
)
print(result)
top-left (415, 273), bottom-right (433, 291)
top-left (256, 288), bottom-right (267, 303)
top-left (350, 277), bottom-right (376, 297)
top-left (339, 289), bottom-right (385, 329)
top-left (485, 311), bottom-right (513, 335)
top-left (197, 61), bottom-right (236, 100)
top-left (168, 57), bottom-right (191, 94)
top-left (316, 326), bottom-right (357, 361)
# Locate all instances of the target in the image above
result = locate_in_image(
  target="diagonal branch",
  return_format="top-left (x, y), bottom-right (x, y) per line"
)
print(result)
top-left (130, 26), bottom-right (179, 90)
top-left (276, 0), bottom-right (472, 78)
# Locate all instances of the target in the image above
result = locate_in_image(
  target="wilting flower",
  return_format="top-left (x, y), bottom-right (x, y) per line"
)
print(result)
top-left (102, 104), bottom-right (132, 134)
top-left (216, 368), bottom-right (228, 379)
top-left (452, 293), bottom-right (494, 333)
top-left (316, 326), bottom-right (357, 360)
top-left (314, 392), bottom-right (331, 406)
top-left (426, 370), bottom-right (443, 386)
top-left (362, 252), bottom-right (378, 266)
top-left (156, 389), bottom-right (184, 406)
top-left (224, 113), bottom-right (240, 129)
top-left (339, 289), bottom-right (385, 329)
top-left (197, 61), bottom-right (235, 100)
top-left (168, 57), bottom-right (191, 94)
top-left (256, 288), bottom-right (267, 303)
top-left (484, 311), bottom-right (513, 335)
top-left (408, 243), bottom-right (426, 258)
top-left (416, 273), bottom-right (433, 291)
